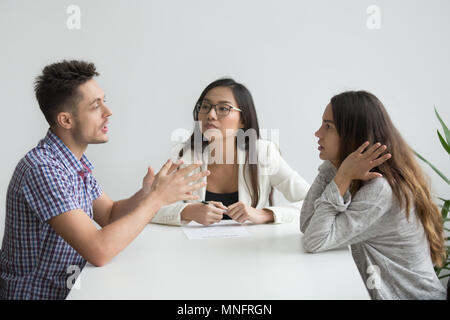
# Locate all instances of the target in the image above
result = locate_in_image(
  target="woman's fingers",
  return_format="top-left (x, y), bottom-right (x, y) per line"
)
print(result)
top-left (228, 207), bottom-right (246, 222)
top-left (371, 153), bottom-right (392, 167)
top-left (340, 142), bottom-right (391, 182)
top-left (208, 211), bottom-right (223, 222)
top-left (227, 201), bottom-right (241, 211)
top-left (356, 141), bottom-right (370, 154)
top-left (209, 201), bottom-right (228, 210)
top-left (366, 172), bottom-right (383, 180)
top-left (361, 142), bottom-right (381, 158)
top-left (361, 143), bottom-right (391, 165)
top-left (234, 211), bottom-right (247, 223)
top-left (369, 144), bottom-right (387, 161)
top-left (226, 206), bottom-right (239, 219)
top-left (200, 210), bottom-right (223, 225)
top-left (207, 204), bottom-right (227, 215)
top-left (226, 202), bottom-right (244, 217)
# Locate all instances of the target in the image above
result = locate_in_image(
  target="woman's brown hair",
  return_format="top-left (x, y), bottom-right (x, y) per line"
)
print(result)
top-left (330, 91), bottom-right (446, 267)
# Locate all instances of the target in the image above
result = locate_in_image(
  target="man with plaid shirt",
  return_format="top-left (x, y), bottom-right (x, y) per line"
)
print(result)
top-left (0, 60), bottom-right (208, 299)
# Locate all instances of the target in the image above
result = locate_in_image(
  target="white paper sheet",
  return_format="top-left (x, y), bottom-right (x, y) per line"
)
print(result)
top-left (181, 220), bottom-right (251, 240)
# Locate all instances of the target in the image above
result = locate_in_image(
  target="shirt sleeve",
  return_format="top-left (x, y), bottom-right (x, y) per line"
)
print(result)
top-left (87, 174), bottom-right (103, 201)
top-left (303, 177), bottom-right (392, 253)
top-left (262, 141), bottom-right (311, 223)
top-left (22, 165), bottom-right (82, 223)
top-left (300, 160), bottom-right (337, 233)
top-left (150, 201), bottom-right (190, 226)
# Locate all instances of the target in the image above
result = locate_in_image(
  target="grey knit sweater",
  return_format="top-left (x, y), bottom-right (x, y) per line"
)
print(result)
top-left (300, 161), bottom-right (446, 300)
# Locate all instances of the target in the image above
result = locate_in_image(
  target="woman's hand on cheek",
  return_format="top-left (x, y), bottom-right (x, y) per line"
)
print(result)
top-left (338, 141), bottom-right (392, 180)
top-left (334, 141), bottom-right (392, 195)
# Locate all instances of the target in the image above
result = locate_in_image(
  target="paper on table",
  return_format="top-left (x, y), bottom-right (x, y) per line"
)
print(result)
top-left (181, 220), bottom-right (250, 240)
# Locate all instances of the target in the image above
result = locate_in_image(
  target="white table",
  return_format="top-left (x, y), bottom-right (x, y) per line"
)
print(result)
top-left (67, 217), bottom-right (370, 299)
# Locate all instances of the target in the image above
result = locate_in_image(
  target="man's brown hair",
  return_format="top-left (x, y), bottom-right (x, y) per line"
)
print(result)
top-left (34, 60), bottom-right (99, 126)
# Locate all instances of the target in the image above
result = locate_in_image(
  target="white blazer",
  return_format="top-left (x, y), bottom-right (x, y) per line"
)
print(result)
top-left (150, 139), bottom-right (310, 225)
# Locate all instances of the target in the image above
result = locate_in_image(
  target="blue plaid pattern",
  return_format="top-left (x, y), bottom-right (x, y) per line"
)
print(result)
top-left (0, 130), bottom-right (102, 299)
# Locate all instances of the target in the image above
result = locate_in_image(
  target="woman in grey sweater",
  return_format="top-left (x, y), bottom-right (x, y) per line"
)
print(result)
top-left (300, 91), bottom-right (446, 300)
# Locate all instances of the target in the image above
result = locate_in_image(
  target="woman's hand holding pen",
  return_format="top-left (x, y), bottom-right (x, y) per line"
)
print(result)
top-left (180, 201), bottom-right (228, 226)
top-left (181, 200), bottom-right (274, 225)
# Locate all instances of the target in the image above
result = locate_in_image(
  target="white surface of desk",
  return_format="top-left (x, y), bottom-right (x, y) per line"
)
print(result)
top-left (67, 217), bottom-right (370, 299)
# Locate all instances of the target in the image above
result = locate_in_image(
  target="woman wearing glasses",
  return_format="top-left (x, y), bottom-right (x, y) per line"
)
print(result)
top-left (150, 78), bottom-right (310, 226)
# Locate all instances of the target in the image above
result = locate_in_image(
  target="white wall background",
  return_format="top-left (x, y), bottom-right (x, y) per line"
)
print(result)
top-left (1, 0), bottom-right (449, 284)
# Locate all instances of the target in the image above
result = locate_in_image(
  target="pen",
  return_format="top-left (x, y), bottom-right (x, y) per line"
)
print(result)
top-left (201, 200), bottom-right (228, 214)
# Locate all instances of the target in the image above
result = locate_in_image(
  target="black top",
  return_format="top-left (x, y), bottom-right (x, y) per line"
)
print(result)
top-left (205, 190), bottom-right (239, 220)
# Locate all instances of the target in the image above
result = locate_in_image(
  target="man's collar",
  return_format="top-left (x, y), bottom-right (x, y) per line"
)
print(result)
top-left (44, 129), bottom-right (94, 175)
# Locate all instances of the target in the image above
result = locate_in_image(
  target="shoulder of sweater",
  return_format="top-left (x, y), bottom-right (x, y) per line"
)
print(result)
top-left (357, 177), bottom-right (393, 202)
top-left (318, 160), bottom-right (336, 174)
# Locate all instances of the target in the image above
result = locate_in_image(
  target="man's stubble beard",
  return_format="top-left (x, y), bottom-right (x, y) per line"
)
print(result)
top-left (72, 119), bottom-right (108, 145)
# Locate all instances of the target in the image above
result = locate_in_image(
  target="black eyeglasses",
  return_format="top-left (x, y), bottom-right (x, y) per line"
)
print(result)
top-left (195, 102), bottom-right (242, 117)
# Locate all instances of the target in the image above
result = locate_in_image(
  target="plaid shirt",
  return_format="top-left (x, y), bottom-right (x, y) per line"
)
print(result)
top-left (0, 130), bottom-right (102, 299)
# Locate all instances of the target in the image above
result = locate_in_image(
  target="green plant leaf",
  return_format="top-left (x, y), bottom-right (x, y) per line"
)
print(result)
top-left (435, 107), bottom-right (450, 145)
top-left (414, 151), bottom-right (450, 185)
top-left (437, 130), bottom-right (450, 155)
top-left (442, 200), bottom-right (450, 219)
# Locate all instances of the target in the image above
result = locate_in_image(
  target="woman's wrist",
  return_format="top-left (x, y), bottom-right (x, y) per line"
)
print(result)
top-left (333, 171), bottom-right (352, 197)
top-left (180, 203), bottom-right (199, 221)
top-left (259, 209), bottom-right (275, 223)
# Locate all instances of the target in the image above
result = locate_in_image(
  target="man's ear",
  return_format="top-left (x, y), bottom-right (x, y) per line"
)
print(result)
top-left (56, 112), bottom-right (74, 130)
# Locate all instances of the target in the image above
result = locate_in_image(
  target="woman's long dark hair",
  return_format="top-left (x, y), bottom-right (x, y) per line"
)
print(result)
top-left (179, 78), bottom-right (273, 207)
top-left (330, 91), bottom-right (445, 267)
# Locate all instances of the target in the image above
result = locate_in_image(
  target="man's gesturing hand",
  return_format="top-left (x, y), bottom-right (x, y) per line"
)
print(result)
top-left (148, 160), bottom-right (210, 206)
